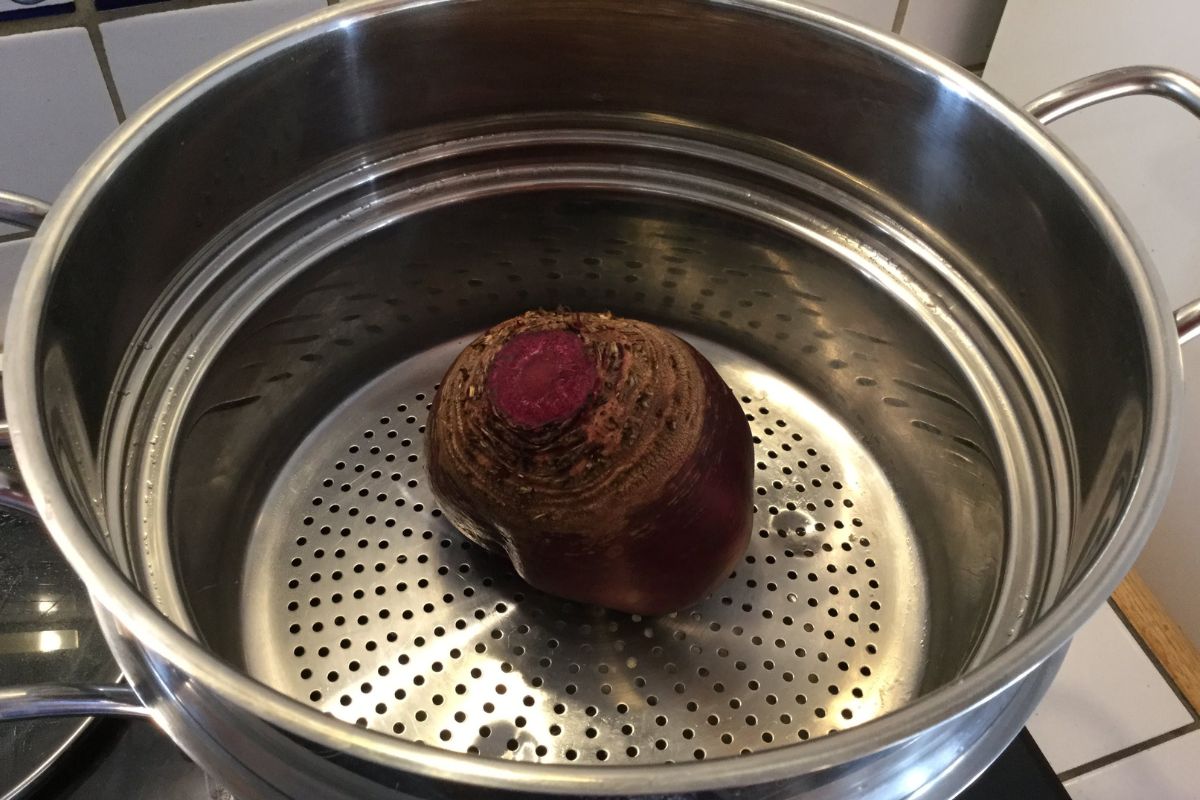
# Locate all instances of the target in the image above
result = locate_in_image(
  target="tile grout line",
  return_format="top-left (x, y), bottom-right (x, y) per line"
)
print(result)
top-left (1107, 595), bottom-right (1200, 722)
top-left (1056, 719), bottom-right (1200, 783)
top-left (0, 232), bottom-right (34, 246)
top-left (890, 0), bottom-right (909, 34)
top-left (84, 12), bottom-right (127, 122)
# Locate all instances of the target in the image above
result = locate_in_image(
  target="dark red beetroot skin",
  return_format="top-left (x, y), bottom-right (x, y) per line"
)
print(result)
top-left (425, 311), bottom-right (754, 615)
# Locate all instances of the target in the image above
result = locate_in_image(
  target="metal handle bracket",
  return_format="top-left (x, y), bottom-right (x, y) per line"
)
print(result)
top-left (1025, 66), bottom-right (1200, 345)
top-left (0, 191), bottom-right (49, 517)
top-left (0, 191), bottom-right (50, 231)
top-left (0, 684), bottom-right (149, 721)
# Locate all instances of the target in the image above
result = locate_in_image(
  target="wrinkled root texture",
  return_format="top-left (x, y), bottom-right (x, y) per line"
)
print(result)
top-left (426, 310), bottom-right (754, 615)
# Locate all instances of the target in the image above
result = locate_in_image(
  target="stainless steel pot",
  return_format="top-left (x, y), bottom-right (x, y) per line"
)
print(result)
top-left (1, 1), bottom-right (1198, 798)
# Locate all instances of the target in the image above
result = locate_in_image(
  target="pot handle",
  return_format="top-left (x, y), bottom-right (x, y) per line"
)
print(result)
top-left (0, 190), bottom-right (50, 230)
top-left (0, 193), bottom-right (148, 721)
top-left (0, 190), bottom-right (49, 516)
top-left (1025, 66), bottom-right (1200, 345)
top-left (0, 684), bottom-right (150, 720)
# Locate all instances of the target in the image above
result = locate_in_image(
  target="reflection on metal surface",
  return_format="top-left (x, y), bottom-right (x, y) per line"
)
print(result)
top-left (2, 0), bottom-right (1179, 795)
top-left (0, 191), bottom-right (50, 230)
top-left (0, 629), bottom-right (80, 654)
top-left (37, 598), bottom-right (57, 615)
top-left (0, 684), bottom-right (147, 722)
top-left (244, 336), bottom-right (930, 763)
top-left (0, 494), bottom-right (117, 799)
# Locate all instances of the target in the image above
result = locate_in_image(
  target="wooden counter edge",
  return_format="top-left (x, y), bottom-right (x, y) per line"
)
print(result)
top-left (1112, 569), bottom-right (1200, 715)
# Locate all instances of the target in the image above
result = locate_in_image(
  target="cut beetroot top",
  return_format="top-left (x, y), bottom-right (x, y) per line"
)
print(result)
top-left (486, 329), bottom-right (597, 429)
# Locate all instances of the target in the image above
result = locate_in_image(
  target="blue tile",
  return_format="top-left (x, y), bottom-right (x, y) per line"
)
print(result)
top-left (0, 0), bottom-right (74, 22)
top-left (93, 0), bottom-right (167, 11)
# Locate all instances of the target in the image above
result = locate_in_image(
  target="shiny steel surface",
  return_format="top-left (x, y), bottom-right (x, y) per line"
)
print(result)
top-left (0, 684), bottom-right (146, 721)
top-left (99, 598), bottom-right (1069, 800)
top-left (245, 335), bottom-right (928, 762)
top-left (1025, 65), bottom-right (1200, 123)
top-left (0, 0), bottom-right (1191, 797)
top-left (1024, 66), bottom-right (1200, 345)
top-left (0, 191), bottom-right (49, 230)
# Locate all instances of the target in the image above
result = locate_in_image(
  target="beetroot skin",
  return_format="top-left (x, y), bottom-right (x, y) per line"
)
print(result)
top-left (425, 310), bottom-right (754, 615)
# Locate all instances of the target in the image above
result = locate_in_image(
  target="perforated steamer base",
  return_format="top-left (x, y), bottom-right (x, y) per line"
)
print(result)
top-left (243, 334), bottom-right (928, 764)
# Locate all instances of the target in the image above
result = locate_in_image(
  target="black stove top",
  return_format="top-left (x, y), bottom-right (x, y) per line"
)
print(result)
top-left (22, 717), bottom-right (1067, 799)
top-left (961, 730), bottom-right (1070, 799)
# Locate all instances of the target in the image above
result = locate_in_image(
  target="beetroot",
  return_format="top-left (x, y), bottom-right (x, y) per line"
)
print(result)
top-left (425, 310), bottom-right (753, 615)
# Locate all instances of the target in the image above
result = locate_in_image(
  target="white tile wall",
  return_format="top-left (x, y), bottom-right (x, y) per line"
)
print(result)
top-left (1065, 729), bottom-right (1200, 799)
top-left (100, 0), bottom-right (327, 115)
top-left (1027, 605), bottom-right (1193, 773)
top-left (984, 0), bottom-right (1200, 650)
top-left (0, 28), bottom-right (118, 235)
top-left (810, 0), bottom-right (1011, 65)
top-left (792, 0), bottom-right (1012, 63)
top-left (899, 0), bottom-right (1006, 65)
top-left (811, 0), bottom-right (898, 31)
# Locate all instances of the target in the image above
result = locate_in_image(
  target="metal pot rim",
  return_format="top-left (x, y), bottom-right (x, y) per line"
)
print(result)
top-left (3, 0), bottom-right (1182, 792)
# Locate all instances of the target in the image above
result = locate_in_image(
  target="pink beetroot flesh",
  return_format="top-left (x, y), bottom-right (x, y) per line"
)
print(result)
top-left (486, 329), bottom-right (597, 429)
